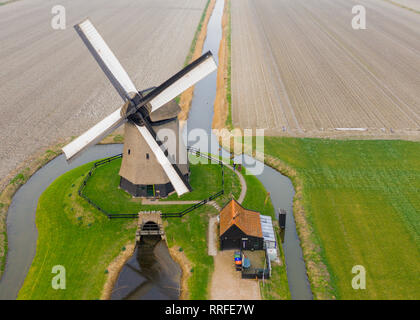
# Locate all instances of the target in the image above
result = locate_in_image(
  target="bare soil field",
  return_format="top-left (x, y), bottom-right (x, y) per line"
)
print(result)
top-left (0, 0), bottom-right (207, 182)
top-left (387, 0), bottom-right (420, 12)
top-left (230, 0), bottom-right (420, 139)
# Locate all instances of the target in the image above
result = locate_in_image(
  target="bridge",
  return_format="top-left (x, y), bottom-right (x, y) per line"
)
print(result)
top-left (136, 211), bottom-right (164, 242)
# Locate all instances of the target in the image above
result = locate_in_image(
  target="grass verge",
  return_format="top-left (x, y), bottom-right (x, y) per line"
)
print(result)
top-left (225, 0), bottom-right (233, 129)
top-left (260, 225), bottom-right (291, 300)
top-left (383, 0), bottom-right (420, 14)
top-left (185, 0), bottom-right (212, 67)
top-left (212, 0), bottom-right (232, 130)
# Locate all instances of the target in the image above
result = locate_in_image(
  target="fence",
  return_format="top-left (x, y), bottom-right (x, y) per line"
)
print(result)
top-left (241, 249), bottom-right (272, 279)
top-left (78, 148), bottom-right (225, 219)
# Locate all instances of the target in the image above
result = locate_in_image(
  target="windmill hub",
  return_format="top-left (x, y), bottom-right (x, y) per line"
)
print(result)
top-left (63, 19), bottom-right (217, 198)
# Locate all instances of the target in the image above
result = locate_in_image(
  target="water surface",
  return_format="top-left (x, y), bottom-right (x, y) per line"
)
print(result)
top-left (111, 236), bottom-right (181, 300)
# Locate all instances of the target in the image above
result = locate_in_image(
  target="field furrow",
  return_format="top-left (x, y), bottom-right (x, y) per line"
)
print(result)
top-left (230, 0), bottom-right (420, 138)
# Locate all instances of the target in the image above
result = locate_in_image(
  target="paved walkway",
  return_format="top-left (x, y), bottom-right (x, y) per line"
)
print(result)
top-left (142, 199), bottom-right (222, 211)
top-left (224, 163), bottom-right (246, 204)
top-left (142, 199), bottom-right (200, 205)
top-left (210, 250), bottom-right (261, 300)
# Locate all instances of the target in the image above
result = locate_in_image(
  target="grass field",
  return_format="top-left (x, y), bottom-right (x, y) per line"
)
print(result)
top-left (262, 137), bottom-right (420, 299)
top-left (18, 154), bottom-right (288, 299)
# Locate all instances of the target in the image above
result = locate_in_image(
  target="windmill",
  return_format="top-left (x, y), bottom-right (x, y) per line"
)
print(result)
top-left (62, 19), bottom-right (217, 197)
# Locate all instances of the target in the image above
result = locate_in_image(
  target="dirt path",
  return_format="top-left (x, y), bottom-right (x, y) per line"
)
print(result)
top-left (208, 216), bottom-right (218, 256)
top-left (210, 250), bottom-right (261, 300)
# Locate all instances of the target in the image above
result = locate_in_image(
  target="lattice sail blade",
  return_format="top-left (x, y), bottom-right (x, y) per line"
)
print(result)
top-left (148, 52), bottom-right (217, 112)
top-left (134, 124), bottom-right (190, 196)
top-left (62, 108), bottom-right (126, 160)
top-left (75, 19), bottom-right (137, 101)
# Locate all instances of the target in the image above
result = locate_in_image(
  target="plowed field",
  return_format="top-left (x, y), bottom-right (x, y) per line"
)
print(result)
top-left (231, 0), bottom-right (420, 138)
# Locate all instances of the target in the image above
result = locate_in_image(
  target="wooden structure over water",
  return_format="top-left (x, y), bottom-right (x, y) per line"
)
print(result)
top-left (136, 211), bottom-right (164, 242)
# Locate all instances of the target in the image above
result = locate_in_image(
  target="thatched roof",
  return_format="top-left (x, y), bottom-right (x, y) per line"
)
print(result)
top-left (149, 99), bottom-right (181, 122)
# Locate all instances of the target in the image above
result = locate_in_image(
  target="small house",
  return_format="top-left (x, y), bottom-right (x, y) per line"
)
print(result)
top-left (219, 199), bottom-right (264, 250)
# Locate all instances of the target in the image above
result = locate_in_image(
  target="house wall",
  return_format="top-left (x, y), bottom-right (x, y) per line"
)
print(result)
top-left (220, 225), bottom-right (264, 250)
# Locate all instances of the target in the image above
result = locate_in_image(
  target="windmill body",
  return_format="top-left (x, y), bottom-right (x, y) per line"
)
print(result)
top-left (62, 19), bottom-right (217, 198)
top-left (119, 91), bottom-right (189, 197)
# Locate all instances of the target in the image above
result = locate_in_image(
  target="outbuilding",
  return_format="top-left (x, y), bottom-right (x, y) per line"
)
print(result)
top-left (219, 199), bottom-right (264, 250)
top-left (260, 215), bottom-right (278, 261)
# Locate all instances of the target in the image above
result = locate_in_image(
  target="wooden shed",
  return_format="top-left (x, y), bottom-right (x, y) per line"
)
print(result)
top-left (219, 199), bottom-right (264, 250)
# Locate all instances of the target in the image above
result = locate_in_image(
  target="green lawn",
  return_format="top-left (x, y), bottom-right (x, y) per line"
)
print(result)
top-left (18, 154), bottom-right (288, 299)
top-left (262, 137), bottom-right (420, 299)
top-left (84, 155), bottom-right (240, 212)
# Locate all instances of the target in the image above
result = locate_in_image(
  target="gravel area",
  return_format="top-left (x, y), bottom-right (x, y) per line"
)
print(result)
top-left (210, 250), bottom-right (261, 300)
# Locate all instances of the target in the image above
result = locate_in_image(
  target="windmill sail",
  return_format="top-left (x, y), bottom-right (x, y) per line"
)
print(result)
top-left (75, 19), bottom-right (137, 101)
top-left (135, 124), bottom-right (190, 196)
top-left (131, 52), bottom-right (217, 113)
top-left (148, 52), bottom-right (216, 112)
top-left (63, 19), bottom-right (218, 196)
top-left (62, 108), bottom-right (127, 160)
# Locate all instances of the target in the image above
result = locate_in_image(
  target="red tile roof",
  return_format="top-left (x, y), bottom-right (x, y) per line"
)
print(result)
top-left (219, 199), bottom-right (262, 238)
